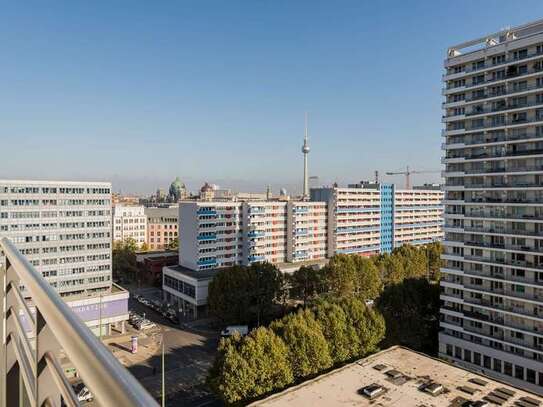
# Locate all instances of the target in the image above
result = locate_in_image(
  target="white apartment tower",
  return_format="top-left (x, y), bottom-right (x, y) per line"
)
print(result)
top-left (440, 19), bottom-right (543, 394)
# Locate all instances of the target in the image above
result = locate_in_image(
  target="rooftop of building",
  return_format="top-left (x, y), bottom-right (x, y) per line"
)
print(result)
top-left (144, 206), bottom-right (179, 217)
top-left (275, 259), bottom-right (329, 273)
top-left (0, 179), bottom-right (111, 186)
top-left (164, 264), bottom-right (219, 281)
top-left (252, 346), bottom-right (543, 407)
top-left (136, 250), bottom-right (178, 260)
top-left (448, 18), bottom-right (543, 58)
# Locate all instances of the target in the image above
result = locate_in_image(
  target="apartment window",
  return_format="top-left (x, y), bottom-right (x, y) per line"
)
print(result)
top-left (515, 365), bottom-right (525, 380)
top-left (527, 369), bottom-right (536, 384)
top-left (483, 355), bottom-right (491, 369)
top-left (493, 358), bottom-right (502, 372)
top-left (464, 349), bottom-right (472, 363)
top-left (504, 362), bottom-right (513, 376)
top-left (492, 54), bottom-right (506, 65)
top-left (454, 346), bottom-right (462, 359)
top-left (473, 352), bottom-right (481, 366)
top-left (446, 344), bottom-right (453, 356)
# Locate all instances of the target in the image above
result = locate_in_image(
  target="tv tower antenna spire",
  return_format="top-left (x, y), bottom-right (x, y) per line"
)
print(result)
top-left (302, 112), bottom-right (310, 200)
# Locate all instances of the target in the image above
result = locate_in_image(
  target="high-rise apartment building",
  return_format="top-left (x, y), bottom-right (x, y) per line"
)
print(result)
top-left (0, 180), bottom-right (128, 335)
top-left (112, 204), bottom-right (147, 247)
top-left (440, 19), bottom-right (543, 394)
top-left (145, 206), bottom-right (178, 250)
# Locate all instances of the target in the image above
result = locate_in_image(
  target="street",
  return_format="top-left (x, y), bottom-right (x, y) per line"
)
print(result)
top-left (82, 287), bottom-right (223, 407)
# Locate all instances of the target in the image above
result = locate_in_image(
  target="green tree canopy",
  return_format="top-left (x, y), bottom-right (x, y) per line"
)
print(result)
top-left (352, 256), bottom-right (383, 300)
top-left (271, 309), bottom-right (332, 378)
top-left (208, 263), bottom-right (283, 325)
top-left (338, 297), bottom-right (385, 357)
top-left (208, 266), bottom-right (253, 325)
top-left (208, 328), bottom-right (294, 404)
top-left (289, 265), bottom-right (325, 305)
top-left (313, 301), bottom-right (351, 364)
top-left (324, 254), bottom-right (357, 297)
top-left (377, 278), bottom-right (440, 354)
top-left (112, 238), bottom-right (139, 281)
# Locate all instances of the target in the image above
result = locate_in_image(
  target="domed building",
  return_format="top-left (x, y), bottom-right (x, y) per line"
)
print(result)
top-left (168, 177), bottom-right (187, 202)
top-left (199, 182), bottom-right (216, 201)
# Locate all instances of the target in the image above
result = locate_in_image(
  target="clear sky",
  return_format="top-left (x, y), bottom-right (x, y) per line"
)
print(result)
top-left (3, 1), bottom-right (543, 194)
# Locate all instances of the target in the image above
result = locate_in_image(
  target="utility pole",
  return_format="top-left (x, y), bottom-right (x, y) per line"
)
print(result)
top-left (162, 339), bottom-right (165, 407)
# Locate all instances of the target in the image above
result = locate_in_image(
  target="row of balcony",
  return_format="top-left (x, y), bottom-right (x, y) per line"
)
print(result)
top-left (443, 266), bottom-right (543, 289)
top-left (445, 49), bottom-right (543, 78)
top-left (445, 210), bottom-right (543, 222)
top-left (444, 147), bottom-right (543, 162)
top-left (444, 130), bottom-right (543, 148)
top-left (445, 61), bottom-right (543, 92)
top-left (446, 117), bottom-right (543, 136)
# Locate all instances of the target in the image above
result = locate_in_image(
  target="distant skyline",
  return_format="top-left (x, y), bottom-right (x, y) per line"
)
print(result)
top-left (3, 1), bottom-right (543, 194)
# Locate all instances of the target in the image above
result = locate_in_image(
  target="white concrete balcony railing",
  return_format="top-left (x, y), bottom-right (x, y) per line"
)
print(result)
top-left (0, 237), bottom-right (158, 407)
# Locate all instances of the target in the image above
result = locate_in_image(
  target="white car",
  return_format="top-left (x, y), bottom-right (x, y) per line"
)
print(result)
top-left (74, 385), bottom-right (93, 402)
top-left (221, 325), bottom-right (249, 337)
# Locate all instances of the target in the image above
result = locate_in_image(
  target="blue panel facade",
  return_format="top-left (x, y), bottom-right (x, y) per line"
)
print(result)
top-left (379, 183), bottom-right (394, 253)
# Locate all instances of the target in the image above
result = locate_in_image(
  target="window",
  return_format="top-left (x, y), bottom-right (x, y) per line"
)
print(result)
top-left (515, 365), bottom-right (524, 380)
top-left (493, 358), bottom-right (502, 372)
top-left (484, 355), bottom-right (491, 369)
top-left (504, 362), bottom-right (513, 376)
top-left (473, 352), bottom-right (481, 366)
top-left (455, 346), bottom-right (462, 359)
top-left (446, 344), bottom-right (453, 356)
top-left (527, 369), bottom-right (536, 384)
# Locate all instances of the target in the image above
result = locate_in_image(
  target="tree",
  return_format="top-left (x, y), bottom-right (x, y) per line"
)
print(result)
top-left (352, 256), bottom-right (382, 300)
top-left (313, 301), bottom-right (351, 364)
top-left (207, 263), bottom-right (283, 325)
top-left (271, 309), bottom-right (332, 379)
top-left (338, 297), bottom-right (385, 357)
top-left (248, 263), bottom-right (283, 325)
top-left (140, 242), bottom-right (149, 252)
top-left (208, 266), bottom-right (253, 325)
top-left (426, 242), bottom-right (443, 281)
top-left (112, 238), bottom-right (138, 281)
top-left (288, 265), bottom-right (325, 305)
top-left (376, 253), bottom-right (406, 286)
top-left (167, 238), bottom-right (179, 250)
top-left (376, 278), bottom-right (440, 354)
top-left (208, 328), bottom-right (293, 404)
top-left (324, 255), bottom-right (357, 297)
top-left (393, 245), bottom-right (427, 279)
top-left (207, 334), bottom-right (253, 404)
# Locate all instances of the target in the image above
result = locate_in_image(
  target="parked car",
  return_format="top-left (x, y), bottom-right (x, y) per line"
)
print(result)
top-left (221, 325), bottom-right (249, 337)
top-left (72, 383), bottom-right (93, 402)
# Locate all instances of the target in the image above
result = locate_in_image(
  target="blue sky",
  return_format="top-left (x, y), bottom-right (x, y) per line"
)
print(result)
top-left (2, 1), bottom-right (543, 194)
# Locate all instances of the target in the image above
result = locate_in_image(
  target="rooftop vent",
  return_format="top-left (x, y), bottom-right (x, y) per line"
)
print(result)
top-left (358, 383), bottom-right (386, 400)
top-left (385, 369), bottom-right (402, 379)
top-left (421, 382), bottom-right (444, 397)
top-left (373, 364), bottom-right (387, 371)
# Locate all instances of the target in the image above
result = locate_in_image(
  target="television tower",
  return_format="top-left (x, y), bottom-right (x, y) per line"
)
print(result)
top-left (302, 112), bottom-right (310, 200)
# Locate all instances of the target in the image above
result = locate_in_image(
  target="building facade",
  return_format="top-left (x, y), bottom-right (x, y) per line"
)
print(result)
top-left (112, 204), bottom-right (147, 247)
top-left (145, 206), bottom-right (178, 250)
top-left (440, 19), bottom-right (543, 395)
top-left (0, 180), bottom-right (128, 335)
top-left (311, 182), bottom-right (444, 256)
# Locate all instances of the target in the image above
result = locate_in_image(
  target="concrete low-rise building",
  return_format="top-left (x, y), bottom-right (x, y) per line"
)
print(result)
top-left (252, 346), bottom-right (543, 406)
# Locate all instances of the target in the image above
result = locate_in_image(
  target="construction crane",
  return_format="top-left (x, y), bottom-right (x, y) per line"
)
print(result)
top-left (385, 166), bottom-right (440, 189)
